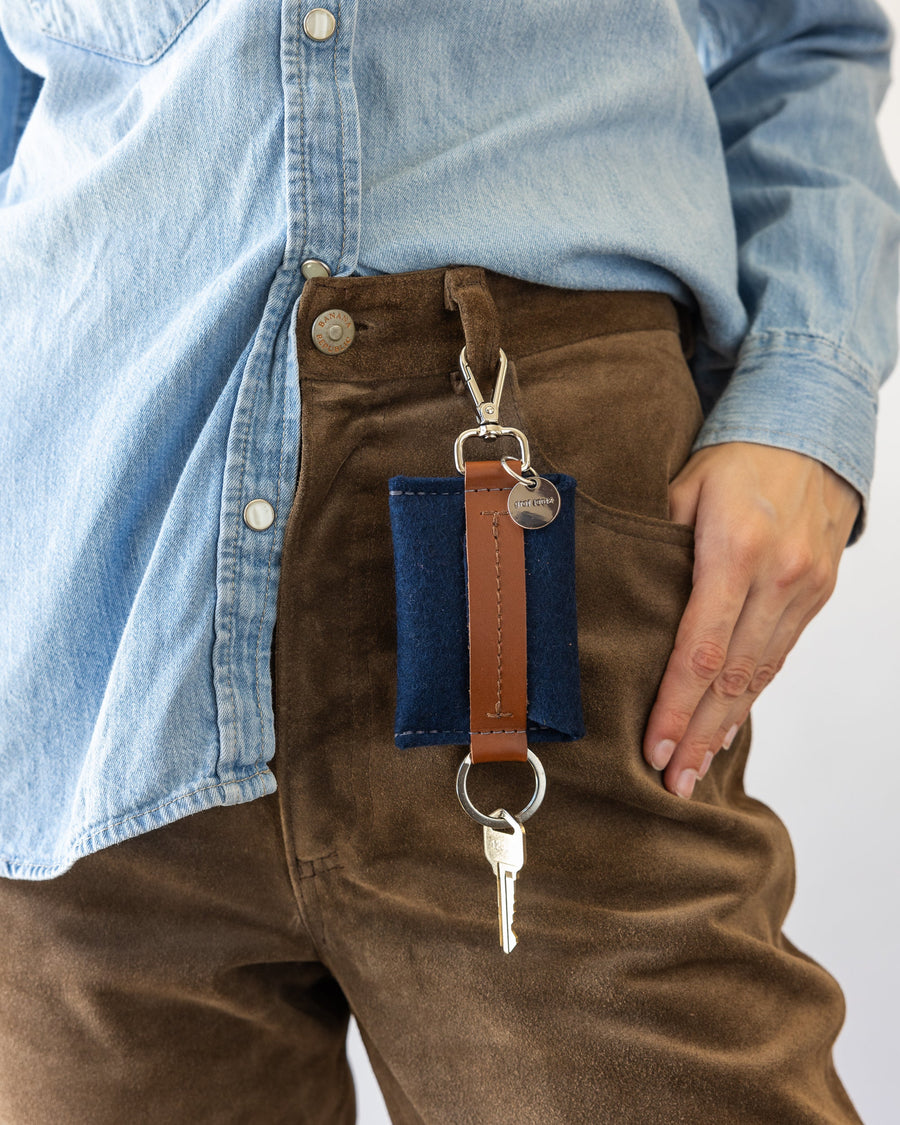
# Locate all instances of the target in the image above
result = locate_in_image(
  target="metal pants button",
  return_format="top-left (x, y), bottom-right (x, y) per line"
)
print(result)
top-left (311, 309), bottom-right (355, 355)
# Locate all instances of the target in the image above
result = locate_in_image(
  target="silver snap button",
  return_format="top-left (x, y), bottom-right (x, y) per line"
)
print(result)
top-left (301, 258), bottom-right (332, 279)
top-left (303, 8), bottom-right (336, 40)
top-left (243, 499), bottom-right (275, 531)
top-left (312, 308), bottom-right (356, 355)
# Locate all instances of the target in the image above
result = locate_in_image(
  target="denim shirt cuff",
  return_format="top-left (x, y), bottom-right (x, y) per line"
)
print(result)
top-left (689, 331), bottom-right (879, 547)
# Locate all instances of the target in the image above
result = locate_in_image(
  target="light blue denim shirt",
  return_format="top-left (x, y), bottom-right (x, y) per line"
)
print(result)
top-left (1, 0), bottom-right (898, 879)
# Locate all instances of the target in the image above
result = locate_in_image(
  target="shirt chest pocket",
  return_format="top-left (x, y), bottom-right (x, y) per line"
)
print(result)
top-left (27, 0), bottom-right (211, 64)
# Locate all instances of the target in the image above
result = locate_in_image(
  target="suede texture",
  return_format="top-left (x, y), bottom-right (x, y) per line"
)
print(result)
top-left (0, 267), bottom-right (862, 1124)
top-left (388, 472), bottom-right (583, 747)
top-left (443, 266), bottom-right (502, 386)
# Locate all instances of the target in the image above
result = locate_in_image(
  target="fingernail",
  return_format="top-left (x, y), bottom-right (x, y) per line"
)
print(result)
top-left (698, 750), bottom-right (714, 779)
top-left (649, 739), bottom-right (677, 770)
top-left (722, 723), bottom-right (740, 750)
top-left (675, 769), bottom-right (698, 799)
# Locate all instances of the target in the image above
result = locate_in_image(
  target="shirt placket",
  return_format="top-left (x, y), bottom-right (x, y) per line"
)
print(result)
top-left (294, 1), bottom-right (361, 278)
top-left (212, 1), bottom-right (362, 782)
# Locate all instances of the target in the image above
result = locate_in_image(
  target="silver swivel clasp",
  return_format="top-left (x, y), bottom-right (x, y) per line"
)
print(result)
top-left (453, 347), bottom-right (532, 474)
top-left (459, 344), bottom-right (508, 427)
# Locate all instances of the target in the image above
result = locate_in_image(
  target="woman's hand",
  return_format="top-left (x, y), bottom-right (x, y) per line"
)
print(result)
top-left (643, 440), bottom-right (861, 797)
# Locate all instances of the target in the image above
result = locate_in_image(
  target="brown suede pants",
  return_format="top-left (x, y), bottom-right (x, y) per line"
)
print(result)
top-left (0, 268), bottom-right (861, 1124)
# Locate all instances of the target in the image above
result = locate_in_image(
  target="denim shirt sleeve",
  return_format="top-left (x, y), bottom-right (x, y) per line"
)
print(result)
top-left (692, 0), bottom-right (900, 546)
top-left (0, 28), bottom-right (42, 176)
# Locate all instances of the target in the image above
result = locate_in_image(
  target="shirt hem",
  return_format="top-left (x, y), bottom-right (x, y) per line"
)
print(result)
top-left (0, 767), bottom-right (277, 882)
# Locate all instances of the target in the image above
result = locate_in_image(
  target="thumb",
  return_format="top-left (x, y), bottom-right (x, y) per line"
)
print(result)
top-left (667, 459), bottom-right (704, 526)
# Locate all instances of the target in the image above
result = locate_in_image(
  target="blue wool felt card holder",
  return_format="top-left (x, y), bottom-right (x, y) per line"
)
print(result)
top-left (388, 473), bottom-right (585, 749)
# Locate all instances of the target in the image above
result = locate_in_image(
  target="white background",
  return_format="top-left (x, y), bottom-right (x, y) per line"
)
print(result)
top-left (349, 4), bottom-right (900, 1120)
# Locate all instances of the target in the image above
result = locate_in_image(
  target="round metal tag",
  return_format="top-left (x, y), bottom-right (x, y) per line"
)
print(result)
top-left (507, 476), bottom-right (561, 528)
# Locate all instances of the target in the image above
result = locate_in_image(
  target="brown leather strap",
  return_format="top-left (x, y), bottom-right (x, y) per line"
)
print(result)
top-left (464, 461), bottom-right (528, 763)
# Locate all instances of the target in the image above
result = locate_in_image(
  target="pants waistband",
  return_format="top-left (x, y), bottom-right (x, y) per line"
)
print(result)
top-left (294, 265), bottom-right (691, 382)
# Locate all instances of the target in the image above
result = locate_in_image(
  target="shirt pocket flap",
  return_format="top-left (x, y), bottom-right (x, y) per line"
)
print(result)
top-left (27, 0), bottom-right (211, 64)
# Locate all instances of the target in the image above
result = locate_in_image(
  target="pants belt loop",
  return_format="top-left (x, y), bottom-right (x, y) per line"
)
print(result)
top-left (443, 266), bottom-right (502, 381)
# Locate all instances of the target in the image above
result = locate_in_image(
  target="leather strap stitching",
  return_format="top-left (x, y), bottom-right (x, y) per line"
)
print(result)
top-left (464, 461), bottom-right (529, 763)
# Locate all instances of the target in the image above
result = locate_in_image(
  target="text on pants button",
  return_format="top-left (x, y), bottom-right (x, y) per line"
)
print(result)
top-left (311, 308), bottom-right (356, 354)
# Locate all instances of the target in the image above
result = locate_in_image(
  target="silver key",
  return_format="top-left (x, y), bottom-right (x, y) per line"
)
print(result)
top-left (483, 809), bottom-right (526, 953)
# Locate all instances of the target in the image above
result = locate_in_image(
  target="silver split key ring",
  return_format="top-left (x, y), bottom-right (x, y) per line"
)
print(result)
top-left (456, 748), bottom-right (547, 830)
top-left (501, 455), bottom-right (561, 529)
